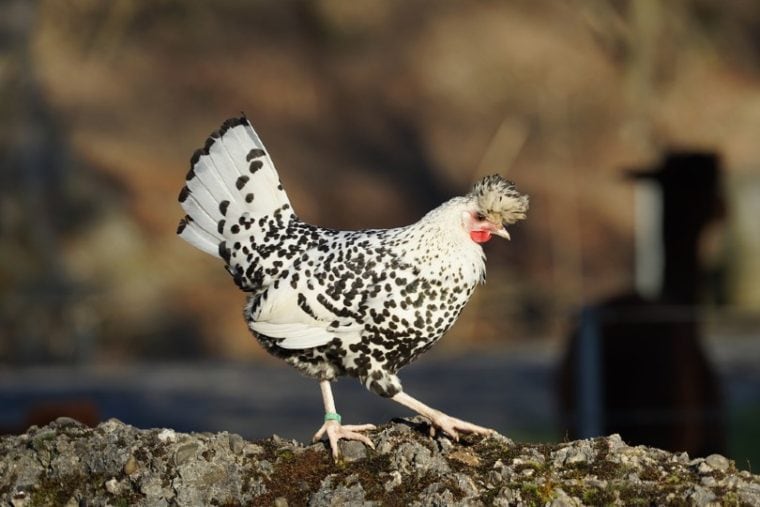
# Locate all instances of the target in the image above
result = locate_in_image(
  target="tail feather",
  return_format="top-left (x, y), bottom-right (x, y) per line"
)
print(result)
top-left (181, 191), bottom-right (220, 237)
top-left (223, 122), bottom-right (290, 214)
top-left (177, 116), bottom-right (293, 261)
top-left (186, 155), bottom-right (244, 219)
top-left (176, 216), bottom-right (219, 256)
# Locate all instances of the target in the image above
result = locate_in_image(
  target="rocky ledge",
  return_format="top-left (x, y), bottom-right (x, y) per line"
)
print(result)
top-left (1, 418), bottom-right (758, 506)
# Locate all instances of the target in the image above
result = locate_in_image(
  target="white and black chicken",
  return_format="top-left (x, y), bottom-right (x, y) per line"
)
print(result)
top-left (177, 117), bottom-right (529, 458)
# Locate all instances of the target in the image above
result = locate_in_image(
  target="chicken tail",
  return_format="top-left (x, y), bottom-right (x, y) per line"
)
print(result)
top-left (176, 116), bottom-right (292, 259)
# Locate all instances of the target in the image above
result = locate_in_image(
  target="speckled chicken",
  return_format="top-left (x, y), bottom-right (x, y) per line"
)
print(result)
top-left (177, 117), bottom-right (529, 458)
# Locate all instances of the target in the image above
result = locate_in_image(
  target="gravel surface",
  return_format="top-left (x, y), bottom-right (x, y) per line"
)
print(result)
top-left (2, 417), bottom-right (758, 506)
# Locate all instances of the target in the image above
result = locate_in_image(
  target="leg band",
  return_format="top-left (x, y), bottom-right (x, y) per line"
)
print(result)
top-left (324, 412), bottom-right (342, 423)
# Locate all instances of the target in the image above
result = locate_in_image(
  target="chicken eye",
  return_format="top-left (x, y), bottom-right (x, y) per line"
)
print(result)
top-left (475, 212), bottom-right (486, 222)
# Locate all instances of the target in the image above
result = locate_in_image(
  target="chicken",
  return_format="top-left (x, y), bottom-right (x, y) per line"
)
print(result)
top-left (177, 116), bottom-right (529, 458)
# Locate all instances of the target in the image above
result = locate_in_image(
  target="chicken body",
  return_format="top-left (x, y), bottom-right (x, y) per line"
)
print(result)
top-left (177, 117), bottom-right (528, 457)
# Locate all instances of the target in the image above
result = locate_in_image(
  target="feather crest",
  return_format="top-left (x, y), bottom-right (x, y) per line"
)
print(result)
top-left (470, 174), bottom-right (529, 225)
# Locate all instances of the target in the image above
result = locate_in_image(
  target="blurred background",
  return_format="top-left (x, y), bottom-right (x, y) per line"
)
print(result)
top-left (1, 0), bottom-right (759, 469)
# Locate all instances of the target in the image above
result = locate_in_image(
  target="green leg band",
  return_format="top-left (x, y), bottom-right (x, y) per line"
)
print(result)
top-left (324, 412), bottom-right (342, 424)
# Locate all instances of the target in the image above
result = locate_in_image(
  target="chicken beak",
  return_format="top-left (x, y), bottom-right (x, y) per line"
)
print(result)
top-left (491, 226), bottom-right (511, 240)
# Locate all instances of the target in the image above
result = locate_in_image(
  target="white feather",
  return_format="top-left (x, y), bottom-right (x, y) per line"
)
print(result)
top-left (246, 270), bottom-right (364, 349)
top-left (178, 221), bottom-right (220, 257)
top-left (178, 117), bottom-right (293, 260)
top-left (248, 322), bottom-right (342, 349)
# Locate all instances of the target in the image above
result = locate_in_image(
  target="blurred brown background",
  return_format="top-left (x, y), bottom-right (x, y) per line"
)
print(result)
top-left (1, 0), bottom-right (759, 468)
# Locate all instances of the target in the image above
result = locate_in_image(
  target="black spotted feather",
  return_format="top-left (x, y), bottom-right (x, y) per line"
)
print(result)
top-left (177, 117), bottom-right (528, 399)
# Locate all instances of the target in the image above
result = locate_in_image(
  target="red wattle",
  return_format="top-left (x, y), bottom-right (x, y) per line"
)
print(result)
top-left (470, 230), bottom-right (492, 243)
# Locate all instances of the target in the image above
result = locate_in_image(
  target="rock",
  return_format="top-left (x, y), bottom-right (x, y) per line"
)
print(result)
top-left (414, 482), bottom-right (457, 507)
top-left (104, 477), bottom-right (122, 495)
top-left (383, 470), bottom-right (403, 492)
top-left (739, 482), bottom-right (760, 505)
top-left (701, 475), bottom-right (717, 487)
top-left (605, 433), bottom-right (628, 452)
top-left (688, 485), bottom-right (718, 506)
top-left (394, 441), bottom-right (450, 476)
top-left (228, 433), bottom-right (245, 455)
top-left (551, 487), bottom-right (582, 506)
top-left (139, 475), bottom-right (170, 499)
top-left (451, 472), bottom-right (479, 498)
top-left (29, 428), bottom-right (57, 451)
top-left (52, 416), bottom-right (84, 428)
top-left (123, 454), bottom-right (139, 475)
top-left (705, 453), bottom-right (730, 472)
top-left (173, 442), bottom-right (200, 466)
top-left (309, 474), bottom-right (373, 507)
top-left (9, 490), bottom-right (30, 507)
top-left (156, 428), bottom-right (177, 443)
top-left (337, 439), bottom-right (368, 462)
top-left (0, 418), bottom-right (758, 506)
top-left (494, 486), bottom-right (521, 506)
top-left (551, 439), bottom-right (595, 466)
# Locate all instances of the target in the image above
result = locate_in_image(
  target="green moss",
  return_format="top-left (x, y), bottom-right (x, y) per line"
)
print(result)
top-left (210, 497), bottom-right (244, 507)
top-left (275, 448), bottom-right (295, 461)
top-left (337, 453), bottom-right (392, 501)
top-left (0, 470), bottom-right (16, 499)
top-left (614, 482), bottom-right (685, 506)
top-left (30, 429), bottom-right (58, 451)
top-left (28, 473), bottom-right (141, 507)
top-left (475, 486), bottom-right (501, 505)
top-left (639, 464), bottom-right (661, 482)
top-left (109, 498), bottom-right (136, 507)
top-left (581, 486), bottom-right (616, 505)
top-left (665, 473), bottom-right (683, 484)
top-left (467, 436), bottom-right (551, 475)
top-left (11, 423), bottom-right (753, 506)
top-left (251, 443), bottom-right (333, 505)
top-left (251, 428), bottom-right (481, 506)
top-left (562, 483), bottom-right (609, 504)
top-left (719, 490), bottom-right (741, 506)
top-left (514, 479), bottom-right (556, 505)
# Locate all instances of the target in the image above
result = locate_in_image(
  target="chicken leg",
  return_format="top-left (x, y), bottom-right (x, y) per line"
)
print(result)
top-left (312, 380), bottom-right (376, 459)
top-left (392, 391), bottom-right (494, 440)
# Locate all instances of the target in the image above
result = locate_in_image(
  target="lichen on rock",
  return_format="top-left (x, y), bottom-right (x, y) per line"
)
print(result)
top-left (1, 417), bottom-right (758, 506)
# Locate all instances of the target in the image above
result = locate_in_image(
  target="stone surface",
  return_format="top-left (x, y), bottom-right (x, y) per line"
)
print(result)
top-left (1, 417), bottom-right (758, 506)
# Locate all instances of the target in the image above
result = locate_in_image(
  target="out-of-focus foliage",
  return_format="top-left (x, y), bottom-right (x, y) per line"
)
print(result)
top-left (2, 0), bottom-right (760, 362)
